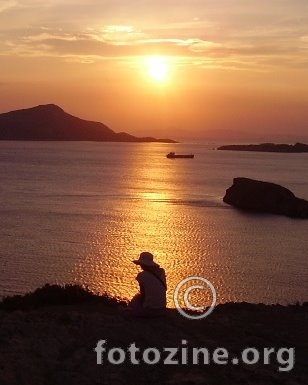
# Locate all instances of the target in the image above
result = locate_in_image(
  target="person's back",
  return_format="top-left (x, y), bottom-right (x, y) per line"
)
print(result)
top-left (136, 267), bottom-right (167, 309)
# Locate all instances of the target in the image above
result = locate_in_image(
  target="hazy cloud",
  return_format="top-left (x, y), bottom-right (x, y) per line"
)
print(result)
top-left (0, 0), bottom-right (17, 12)
top-left (1, 0), bottom-right (308, 71)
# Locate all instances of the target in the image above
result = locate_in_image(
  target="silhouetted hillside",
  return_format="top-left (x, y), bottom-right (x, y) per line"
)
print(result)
top-left (0, 284), bottom-right (307, 385)
top-left (0, 104), bottom-right (176, 143)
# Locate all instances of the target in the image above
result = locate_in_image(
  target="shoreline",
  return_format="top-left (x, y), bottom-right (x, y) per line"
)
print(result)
top-left (0, 284), bottom-right (307, 385)
top-left (1, 284), bottom-right (306, 308)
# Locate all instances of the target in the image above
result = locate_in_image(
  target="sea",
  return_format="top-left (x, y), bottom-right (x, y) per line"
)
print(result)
top-left (0, 141), bottom-right (307, 307)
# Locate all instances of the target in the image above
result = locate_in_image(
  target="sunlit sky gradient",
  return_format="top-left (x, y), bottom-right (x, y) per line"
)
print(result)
top-left (1, 0), bottom-right (308, 141)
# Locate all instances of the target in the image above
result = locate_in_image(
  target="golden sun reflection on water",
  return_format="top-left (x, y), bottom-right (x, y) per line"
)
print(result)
top-left (73, 155), bottom-right (220, 308)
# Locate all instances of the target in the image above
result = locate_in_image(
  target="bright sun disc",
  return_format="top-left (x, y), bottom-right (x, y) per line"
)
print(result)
top-left (145, 56), bottom-right (169, 82)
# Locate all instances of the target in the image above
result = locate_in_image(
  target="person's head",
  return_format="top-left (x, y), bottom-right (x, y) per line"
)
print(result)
top-left (132, 252), bottom-right (160, 270)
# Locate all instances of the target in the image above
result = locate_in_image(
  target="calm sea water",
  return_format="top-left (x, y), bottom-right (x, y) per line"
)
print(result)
top-left (0, 141), bottom-right (308, 307)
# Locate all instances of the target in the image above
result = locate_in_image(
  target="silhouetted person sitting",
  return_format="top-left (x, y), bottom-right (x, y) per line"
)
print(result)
top-left (128, 252), bottom-right (167, 317)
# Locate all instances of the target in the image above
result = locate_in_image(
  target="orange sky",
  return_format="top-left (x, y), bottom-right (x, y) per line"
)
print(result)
top-left (1, 0), bottom-right (308, 141)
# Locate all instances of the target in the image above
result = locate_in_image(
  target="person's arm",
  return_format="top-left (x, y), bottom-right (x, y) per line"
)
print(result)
top-left (139, 282), bottom-right (145, 305)
top-left (136, 272), bottom-right (146, 306)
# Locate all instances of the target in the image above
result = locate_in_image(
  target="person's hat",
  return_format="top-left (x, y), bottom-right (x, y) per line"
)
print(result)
top-left (133, 252), bottom-right (159, 267)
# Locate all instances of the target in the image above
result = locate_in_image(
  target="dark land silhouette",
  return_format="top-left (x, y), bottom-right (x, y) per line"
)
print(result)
top-left (0, 284), bottom-right (307, 385)
top-left (224, 177), bottom-right (308, 218)
top-left (0, 104), bottom-right (176, 143)
top-left (217, 143), bottom-right (308, 153)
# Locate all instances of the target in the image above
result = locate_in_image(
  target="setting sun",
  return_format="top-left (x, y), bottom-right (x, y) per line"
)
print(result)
top-left (145, 56), bottom-right (169, 82)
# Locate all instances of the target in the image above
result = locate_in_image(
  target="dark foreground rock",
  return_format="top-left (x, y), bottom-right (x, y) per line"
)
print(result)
top-left (217, 143), bottom-right (308, 153)
top-left (223, 177), bottom-right (308, 218)
top-left (0, 284), bottom-right (307, 385)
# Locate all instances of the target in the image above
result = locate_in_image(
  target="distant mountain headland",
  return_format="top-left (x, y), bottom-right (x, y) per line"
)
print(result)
top-left (0, 104), bottom-right (176, 143)
top-left (217, 142), bottom-right (308, 153)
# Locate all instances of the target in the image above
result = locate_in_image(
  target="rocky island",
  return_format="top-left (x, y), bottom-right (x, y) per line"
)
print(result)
top-left (223, 177), bottom-right (308, 218)
top-left (217, 143), bottom-right (308, 153)
top-left (0, 284), bottom-right (307, 385)
top-left (0, 104), bottom-right (176, 143)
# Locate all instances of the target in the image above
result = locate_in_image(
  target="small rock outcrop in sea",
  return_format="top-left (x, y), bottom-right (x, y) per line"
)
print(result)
top-left (223, 177), bottom-right (308, 218)
top-left (217, 142), bottom-right (308, 153)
